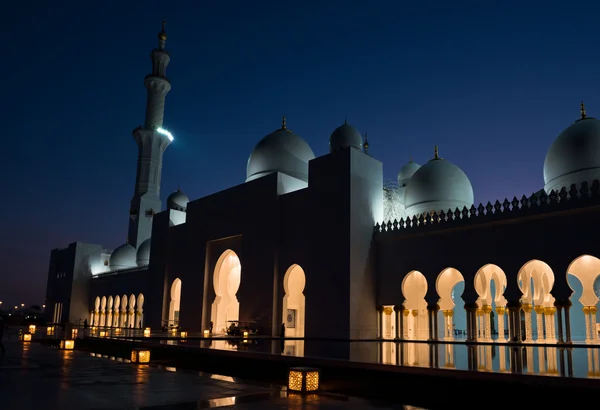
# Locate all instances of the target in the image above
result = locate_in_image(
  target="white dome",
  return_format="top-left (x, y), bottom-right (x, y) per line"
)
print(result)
top-left (397, 160), bottom-right (421, 187)
top-left (167, 188), bottom-right (189, 211)
top-left (329, 121), bottom-right (363, 152)
top-left (544, 114), bottom-right (600, 193)
top-left (109, 244), bottom-right (137, 270)
top-left (404, 150), bottom-right (474, 217)
top-left (136, 238), bottom-right (151, 267)
top-left (246, 119), bottom-right (315, 183)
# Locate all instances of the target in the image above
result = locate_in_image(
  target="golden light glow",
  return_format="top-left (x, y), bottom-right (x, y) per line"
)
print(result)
top-left (243, 331), bottom-right (249, 338)
top-left (171, 327), bottom-right (177, 334)
top-left (287, 367), bottom-right (319, 393)
top-left (180, 331), bottom-right (188, 338)
top-left (23, 333), bottom-right (32, 342)
top-left (115, 328), bottom-right (121, 334)
top-left (29, 325), bottom-right (36, 333)
top-left (60, 339), bottom-right (75, 350)
top-left (72, 328), bottom-right (78, 338)
top-left (144, 328), bottom-right (151, 337)
top-left (47, 327), bottom-right (54, 336)
top-left (204, 330), bottom-right (210, 337)
top-left (99, 330), bottom-right (107, 337)
top-left (131, 349), bottom-right (151, 363)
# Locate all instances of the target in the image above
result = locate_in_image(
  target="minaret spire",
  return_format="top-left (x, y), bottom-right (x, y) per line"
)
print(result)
top-left (282, 115), bottom-right (287, 130)
top-left (127, 21), bottom-right (174, 249)
top-left (433, 145), bottom-right (440, 160)
top-left (363, 132), bottom-right (369, 154)
top-left (581, 101), bottom-right (587, 119)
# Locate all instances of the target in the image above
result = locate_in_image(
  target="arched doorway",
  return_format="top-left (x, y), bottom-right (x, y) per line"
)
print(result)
top-left (282, 264), bottom-right (306, 337)
top-left (211, 250), bottom-right (242, 334)
top-left (169, 278), bottom-right (182, 327)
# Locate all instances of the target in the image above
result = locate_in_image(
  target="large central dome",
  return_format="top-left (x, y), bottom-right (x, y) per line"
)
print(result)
top-left (246, 117), bottom-right (315, 183)
top-left (404, 147), bottom-right (474, 217)
top-left (544, 106), bottom-right (600, 193)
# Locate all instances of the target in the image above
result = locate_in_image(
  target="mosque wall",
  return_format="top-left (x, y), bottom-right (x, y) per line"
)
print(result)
top-left (376, 203), bottom-right (600, 307)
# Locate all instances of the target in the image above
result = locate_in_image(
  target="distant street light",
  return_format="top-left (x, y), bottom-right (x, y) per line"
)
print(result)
top-left (20, 304), bottom-right (24, 308)
top-left (14, 306), bottom-right (18, 310)
top-left (0, 301), bottom-right (3, 305)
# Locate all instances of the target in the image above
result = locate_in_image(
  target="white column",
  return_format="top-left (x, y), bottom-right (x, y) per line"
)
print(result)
top-left (584, 306), bottom-right (592, 344)
top-left (522, 303), bottom-right (533, 343)
top-left (535, 306), bottom-right (545, 342)
top-left (496, 306), bottom-right (506, 342)
top-left (483, 305), bottom-right (492, 341)
top-left (592, 306), bottom-right (599, 343)
top-left (403, 310), bottom-right (409, 339)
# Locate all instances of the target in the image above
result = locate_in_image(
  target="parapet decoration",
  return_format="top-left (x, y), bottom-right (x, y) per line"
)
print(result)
top-left (375, 180), bottom-right (600, 234)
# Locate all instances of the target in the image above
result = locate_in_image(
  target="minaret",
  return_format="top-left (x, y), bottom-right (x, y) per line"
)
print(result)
top-left (128, 20), bottom-right (173, 249)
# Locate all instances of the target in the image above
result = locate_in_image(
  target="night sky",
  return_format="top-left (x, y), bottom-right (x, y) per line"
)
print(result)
top-left (3, 1), bottom-right (600, 307)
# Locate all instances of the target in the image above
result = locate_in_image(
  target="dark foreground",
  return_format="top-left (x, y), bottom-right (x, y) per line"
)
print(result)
top-left (45, 336), bottom-right (600, 410)
top-left (0, 340), bottom-right (417, 410)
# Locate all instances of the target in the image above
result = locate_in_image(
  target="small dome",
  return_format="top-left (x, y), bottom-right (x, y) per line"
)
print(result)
top-left (109, 244), bottom-right (137, 270)
top-left (246, 117), bottom-right (315, 183)
top-left (167, 188), bottom-right (189, 211)
top-left (544, 108), bottom-right (600, 193)
top-left (397, 159), bottom-right (421, 187)
top-left (404, 148), bottom-right (474, 217)
top-left (329, 121), bottom-right (363, 152)
top-left (136, 238), bottom-right (151, 267)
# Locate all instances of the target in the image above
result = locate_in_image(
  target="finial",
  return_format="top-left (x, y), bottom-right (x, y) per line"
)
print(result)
top-left (177, 184), bottom-right (180, 191)
top-left (363, 132), bottom-right (369, 154)
top-left (409, 155), bottom-right (413, 163)
top-left (581, 101), bottom-right (587, 119)
top-left (158, 18), bottom-right (167, 42)
top-left (344, 117), bottom-right (348, 125)
top-left (281, 115), bottom-right (287, 130)
top-left (125, 236), bottom-right (129, 244)
top-left (434, 145), bottom-right (439, 160)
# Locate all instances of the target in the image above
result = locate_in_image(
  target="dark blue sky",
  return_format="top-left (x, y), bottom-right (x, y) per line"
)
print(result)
top-left (3, 1), bottom-right (600, 307)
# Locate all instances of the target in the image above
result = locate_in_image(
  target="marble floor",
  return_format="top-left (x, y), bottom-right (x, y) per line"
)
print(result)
top-left (0, 340), bottom-right (419, 410)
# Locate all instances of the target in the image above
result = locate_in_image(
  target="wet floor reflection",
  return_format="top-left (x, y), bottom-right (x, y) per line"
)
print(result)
top-left (162, 337), bottom-right (600, 379)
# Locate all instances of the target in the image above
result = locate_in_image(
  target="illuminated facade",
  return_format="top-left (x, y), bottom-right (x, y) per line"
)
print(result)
top-left (45, 23), bottom-right (600, 361)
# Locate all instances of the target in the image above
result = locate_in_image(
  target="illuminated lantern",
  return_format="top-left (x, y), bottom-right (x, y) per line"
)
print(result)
top-left (46, 326), bottom-right (54, 336)
top-left (115, 328), bottom-right (121, 335)
top-left (288, 367), bottom-right (319, 393)
top-left (22, 333), bottom-right (32, 342)
top-left (72, 329), bottom-right (78, 338)
top-left (243, 331), bottom-right (249, 338)
top-left (180, 331), bottom-right (188, 338)
top-left (203, 330), bottom-right (210, 337)
top-left (99, 330), bottom-right (107, 338)
top-left (60, 339), bottom-right (75, 350)
top-left (29, 325), bottom-right (36, 333)
top-left (131, 348), bottom-right (151, 363)
top-left (170, 327), bottom-right (177, 334)
top-left (144, 328), bottom-right (151, 337)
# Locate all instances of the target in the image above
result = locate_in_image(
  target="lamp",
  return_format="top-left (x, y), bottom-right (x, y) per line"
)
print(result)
top-left (99, 330), bottom-right (107, 338)
top-left (131, 348), bottom-right (151, 363)
top-left (115, 328), bottom-right (121, 335)
top-left (22, 333), bottom-right (32, 342)
top-left (60, 339), bottom-right (75, 350)
top-left (46, 326), bottom-right (54, 336)
top-left (72, 329), bottom-right (78, 338)
top-left (288, 367), bottom-right (319, 393)
top-left (144, 328), bottom-right (151, 337)
top-left (243, 331), bottom-right (249, 338)
top-left (204, 330), bottom-right (210, 337)
top-left (180, 331), bottom-right (188, 338)
top-left (171, 327), bottom-right (177, 334)
top-left (29, 324), bottom-right (36, 333)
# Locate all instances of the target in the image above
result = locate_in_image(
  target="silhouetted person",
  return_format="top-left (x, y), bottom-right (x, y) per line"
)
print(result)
top-left (0, 317), bottom-right (6, 356)
top-left (210, 321), bottom-right (214, 333)
top-left (280, 323), bottom-right (286, 338)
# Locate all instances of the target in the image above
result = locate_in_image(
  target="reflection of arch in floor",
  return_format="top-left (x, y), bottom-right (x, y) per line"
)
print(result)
top-left (568, 255), bottom-right (600, 343)
top-left (436, 267), bottom-right (465, 341)
top-left (211, 250), bottom-right (242, 334)
top-left (168, 278), bottom-right (182, 326)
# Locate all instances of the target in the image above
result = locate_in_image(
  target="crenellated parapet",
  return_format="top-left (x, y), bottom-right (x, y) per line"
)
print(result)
top-left (375, 180), bottom-right (600, 235)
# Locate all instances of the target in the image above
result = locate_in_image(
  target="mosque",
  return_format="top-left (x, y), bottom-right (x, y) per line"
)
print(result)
top-left (45, 22), bottom-right (600, 361)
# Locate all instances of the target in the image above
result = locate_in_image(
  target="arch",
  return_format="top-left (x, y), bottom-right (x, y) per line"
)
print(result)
top-left (517, 260), bottom-right (554, 306)
top-left (113, 296), bottom-right (121, 327)
top-left (168, 278), bottom-right (182, 327)
top-left (475, 264), bottom-right (508, 341)
top-left (128, 294), bottom-right (136, 329)
top-left (401, 270), bottom-right (428, 340)
top-left (107, 296), bottom-right (114, 328)
top-left (211, 250), bottom-right (242, 334)
top-left (136, 293), bottom-right (145, 328)
top-left (568, 255), bottom-right (600, 307)
top-left (100, 296), bottom-right (107, 327)
top-left (120, 294), bottom-right (128, 327)
top-left (93, 297), bottom-right (100, 326)
top-left (282, 264), bottom-right (306, 339)
top-left (436, 267), bottom-right (466, 340)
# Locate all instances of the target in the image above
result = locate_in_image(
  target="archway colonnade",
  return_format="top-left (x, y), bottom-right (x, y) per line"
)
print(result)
top-left (91, 293), bottom-right (145, 329)
top-left (167, 250), bottom-right (307, 345)
top-left (378, 254), bottom-right (600, 344)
